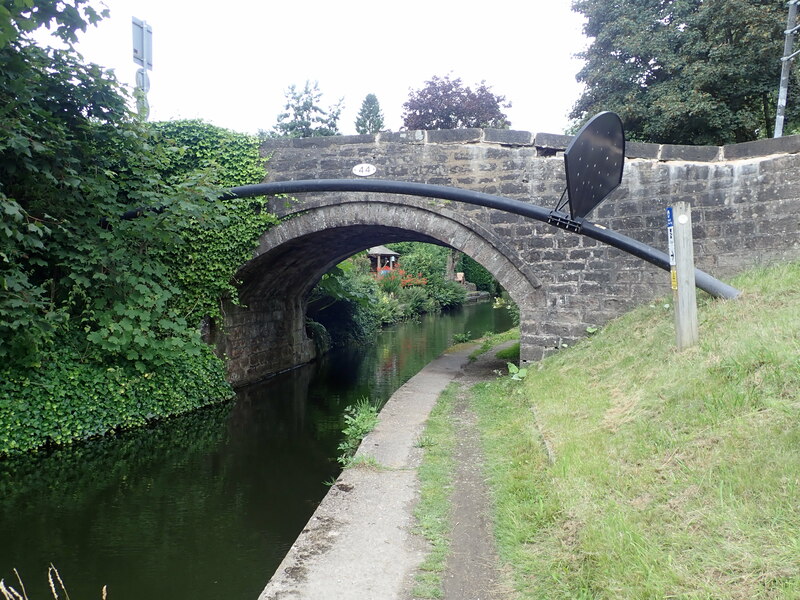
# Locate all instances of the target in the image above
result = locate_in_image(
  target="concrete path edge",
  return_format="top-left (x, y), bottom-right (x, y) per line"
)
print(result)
top-left (258, 347), bottom-right (474, 600)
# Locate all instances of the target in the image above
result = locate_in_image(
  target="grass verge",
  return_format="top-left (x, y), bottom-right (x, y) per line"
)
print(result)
top-left (470, 260), bottom-right (800, 599)
top-left (413, 383), bottom-right (458, 598)
top-left (468, 328), bottom-right (520, 361)
top-left (495, 341), bottom-right (520, 362)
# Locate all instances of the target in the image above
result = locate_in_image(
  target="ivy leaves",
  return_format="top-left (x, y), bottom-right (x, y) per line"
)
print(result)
top-left (1, 2), bottom-right (275, 370)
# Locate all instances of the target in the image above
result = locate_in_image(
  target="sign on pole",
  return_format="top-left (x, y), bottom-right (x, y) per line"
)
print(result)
top-left (132, 17), bottom-right (152, 120)
top-left (667, 202), bottom-right (699, 350)
top-left (132, 17), bottom-right (153, 70)
top-left (666, 206), bottom-right (678, 291)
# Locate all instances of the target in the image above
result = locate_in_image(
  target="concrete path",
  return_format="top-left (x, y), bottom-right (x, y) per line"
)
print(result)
top-left (259, 348), bottom-right (474, 600)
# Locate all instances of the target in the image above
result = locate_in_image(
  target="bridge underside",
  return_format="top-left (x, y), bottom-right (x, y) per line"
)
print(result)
top-left (210, 196), bottom-right (545, 387)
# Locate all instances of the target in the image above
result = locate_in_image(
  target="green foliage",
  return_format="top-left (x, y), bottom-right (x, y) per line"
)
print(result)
top-left (266, 80), bottom-right (343, 138)
top-left (389, 242), bottom-right (449, 280)
top-left (151, 119), bottom-right (265, 187)
top-left (0, 3), bottom-right (276, 452)
top-left (506, 362), bottom-right (527, 380)
top-left (354, 93), bottom-right (385, 134)
top-left (425, 278), bottom-right (467, 309)
top-left (308, 255), bottom-right (382, 347)
top-left (457, 254), bottom-right (498, 294)
top-left (0, 0), bottom-right (107, 49)
top-left (571, 0), bottom-right (799, 144)
top-left (337, 398), bottom-right (379, 465)
top-left (452, 331), bottom-right (473, 344)
top-left (305, 318), bottom-right (331, 355)
top-left (468, 328), bottom-right (520, 361)
top-left (309, 243), bottom-right (469, 350)
top-left (402, 74), bottom-right (511, 130)
top-left (398, 285), bottom-right (433, 316)
top-left (0, 340), bottom-right (231, 456)
top-left (145, 119), bottom-right (276, 322)
top-left (377, 269), bottom-right (403, 294)
top-left (371, 292), bottom-right (402, 325)
top-left (494, 342), bottom-right (520, 362)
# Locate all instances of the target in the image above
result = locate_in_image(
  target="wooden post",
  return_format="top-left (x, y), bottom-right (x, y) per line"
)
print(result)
top-left (667, 202), bottom-right (699, 349)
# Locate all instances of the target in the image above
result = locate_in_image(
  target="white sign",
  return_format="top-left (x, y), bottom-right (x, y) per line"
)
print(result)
top-left (666, 206), bottom-right (676, 266)
top-left (352, 163), bottom-right (377, 177)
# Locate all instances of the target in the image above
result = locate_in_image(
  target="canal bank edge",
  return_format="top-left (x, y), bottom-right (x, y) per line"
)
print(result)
top-left (259, 347), bottom-right (475, 600)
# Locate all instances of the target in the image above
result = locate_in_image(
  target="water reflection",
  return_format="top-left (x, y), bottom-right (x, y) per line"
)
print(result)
top-left (0, 302), bottom-right (512, 600)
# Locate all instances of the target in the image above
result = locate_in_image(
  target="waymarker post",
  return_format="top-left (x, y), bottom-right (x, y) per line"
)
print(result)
top-left (667, 202), bottom-right (699, 350)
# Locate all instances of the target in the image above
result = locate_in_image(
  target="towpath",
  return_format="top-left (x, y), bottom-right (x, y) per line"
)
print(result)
top-left (259, 342), bottom-right (513, 600)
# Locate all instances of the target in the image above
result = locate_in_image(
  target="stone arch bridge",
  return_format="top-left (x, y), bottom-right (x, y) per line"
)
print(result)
top-left (211, 129), bottom-right (800, 387)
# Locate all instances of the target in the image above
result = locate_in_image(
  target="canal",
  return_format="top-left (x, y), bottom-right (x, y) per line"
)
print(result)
top-left (0, 301), bottom-right (513, 599)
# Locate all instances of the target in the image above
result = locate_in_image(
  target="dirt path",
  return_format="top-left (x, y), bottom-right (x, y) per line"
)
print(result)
top-left (441, 345), bottom-right (515, 600)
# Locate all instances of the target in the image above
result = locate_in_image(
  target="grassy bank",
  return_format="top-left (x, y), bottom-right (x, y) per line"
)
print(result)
top-left (470, 261), bottom-right (800, 598)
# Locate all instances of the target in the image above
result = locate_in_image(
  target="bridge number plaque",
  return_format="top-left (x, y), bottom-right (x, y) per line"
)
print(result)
top-left (352, 163), bottom-right (377, 177)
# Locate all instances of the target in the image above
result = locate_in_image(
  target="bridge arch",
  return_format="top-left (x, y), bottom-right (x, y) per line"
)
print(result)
top-left (214, 194), bottom-right (545, 386)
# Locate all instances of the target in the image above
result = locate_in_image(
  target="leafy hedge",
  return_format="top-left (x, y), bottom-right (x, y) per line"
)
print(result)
top-left (0, 5), bottom-right (276, 455)
top-left (0, 343), bottom-right (231, 455)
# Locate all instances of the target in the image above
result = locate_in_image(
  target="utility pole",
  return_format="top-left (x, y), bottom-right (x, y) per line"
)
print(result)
top-left (131, 17), bottom-right (153, 120)
top-left (775, 0), bottom-right (799, 138)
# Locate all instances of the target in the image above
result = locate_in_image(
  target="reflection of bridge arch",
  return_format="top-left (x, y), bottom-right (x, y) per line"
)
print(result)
top-left (213, 195), bottom-right (545, 387)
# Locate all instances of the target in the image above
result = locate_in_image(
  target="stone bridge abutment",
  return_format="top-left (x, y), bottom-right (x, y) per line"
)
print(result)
top-left (214, 129), bottom-right (800, 387)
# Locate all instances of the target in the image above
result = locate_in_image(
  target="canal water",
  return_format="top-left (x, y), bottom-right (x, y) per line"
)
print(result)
top-left (0, 301), bottom-right (513, 599)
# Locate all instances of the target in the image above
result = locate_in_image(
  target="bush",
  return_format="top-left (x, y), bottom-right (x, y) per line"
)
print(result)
top-left (457, 254), bottom-right (498, 295)
top-left (374, 293), bottom-right (403, 325)
top-left (0, 340), bottom-right (232, 456)
top-left (399, 286), bottom-right (430, 316)
top-left (427, 278), bottom-right (467, 310)
top-left (377, 269), bottom-right (403, 294)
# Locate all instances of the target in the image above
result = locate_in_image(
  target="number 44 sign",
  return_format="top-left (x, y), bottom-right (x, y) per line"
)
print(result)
top-left (352, 163), bottom-right (377, 177)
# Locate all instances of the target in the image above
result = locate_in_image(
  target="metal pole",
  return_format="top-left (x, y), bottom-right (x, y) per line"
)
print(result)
top-left (775, 0), bottom-right (799, 138)
top-left (225, 179), bottom-right (741, 300)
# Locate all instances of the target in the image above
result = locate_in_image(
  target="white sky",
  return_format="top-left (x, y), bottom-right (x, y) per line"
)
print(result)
top-left (69, 0), bottom-right (588, 136)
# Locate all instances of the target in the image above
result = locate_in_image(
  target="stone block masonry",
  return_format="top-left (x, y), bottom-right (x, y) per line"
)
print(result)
top-left (215, 130), bottom-right (800, 386)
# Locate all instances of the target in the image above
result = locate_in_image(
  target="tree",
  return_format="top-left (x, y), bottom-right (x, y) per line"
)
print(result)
top-left (401, 75), bottom-right (511, 130)
top-left (0, 0), bottom-right (272, 369)
top-left (268, 80), bottom-right (343, 138)
top-left (570, 0), bottom-right (799, 144)
top-left (354, 93), bottom-right (385, 134)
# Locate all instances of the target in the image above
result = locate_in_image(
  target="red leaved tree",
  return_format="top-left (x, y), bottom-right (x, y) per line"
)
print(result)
top-left (401, 75), bottom-right (511, 130)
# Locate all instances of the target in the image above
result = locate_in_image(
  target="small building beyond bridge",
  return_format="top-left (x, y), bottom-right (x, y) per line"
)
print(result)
top-left (366, 245), bottom-right (400, 274)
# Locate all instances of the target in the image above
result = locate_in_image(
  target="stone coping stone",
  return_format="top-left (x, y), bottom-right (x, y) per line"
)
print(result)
top-left (260, 129), bottom-right (800, 162)
top-left (659, 144), bottom-right (721, 162)
top-left (483, 129), bottom-right (534, 146)
top-left (723, 135), bottom-right (800, 160)
top-left (626, 141), bottom-right (660, 159)
top-left (426, 128), bottom-right (483, 144)
top-left (377, 130), bottom-right (426, 144)
top-left (534, 132), bottom-right (573, 150)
